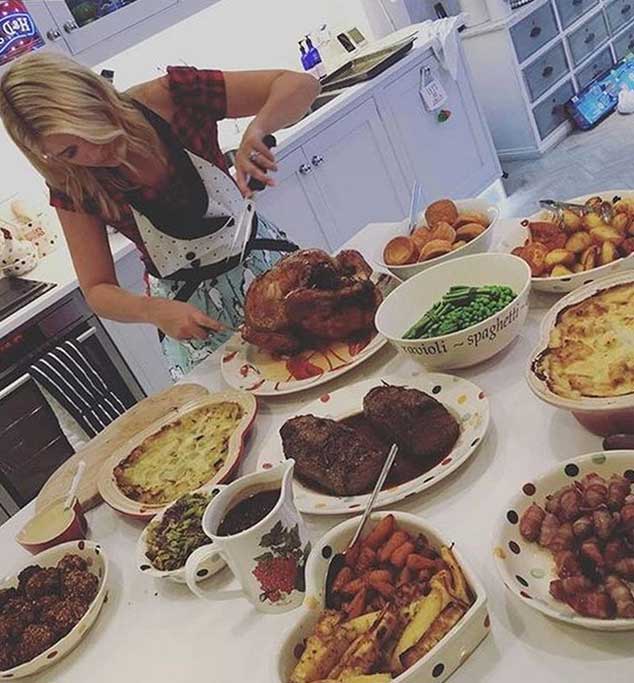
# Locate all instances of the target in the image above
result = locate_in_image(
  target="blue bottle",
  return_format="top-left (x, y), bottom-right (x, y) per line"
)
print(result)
top-left (299, 40), bottom-right (311, 72)
top-left (305, 35), bottom-right (326, 78)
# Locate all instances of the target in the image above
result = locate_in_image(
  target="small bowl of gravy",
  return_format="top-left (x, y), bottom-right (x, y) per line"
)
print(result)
top-left (17, 497), bottom-right (88, 554)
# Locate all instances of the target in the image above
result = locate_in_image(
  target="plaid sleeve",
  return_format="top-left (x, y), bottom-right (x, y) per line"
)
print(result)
top-left (49, 186), bottom-right (99, 215)
top-left (167, 66), bottom-right (227, 121)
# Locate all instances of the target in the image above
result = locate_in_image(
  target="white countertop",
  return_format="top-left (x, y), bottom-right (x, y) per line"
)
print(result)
top-left (1, 221), bottom-right (631, 683)
top-left (0, 231), bottom-right (137, 340)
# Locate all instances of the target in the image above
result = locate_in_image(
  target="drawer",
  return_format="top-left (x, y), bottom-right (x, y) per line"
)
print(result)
top-left (614, 25), bottom-right (634, 58)
top-left (555, 0), bottom-right (599, 29)
top-left (523, 41), bottom-right (570, 101)
top-left (532, 80), bottom-right (575, 139)
top-left (567, 11), bottom-right (610, 65)
top-left (606, 0), bottom-right (634, 33)
top-left (576, 47), bottom-right (614, 88)
top-left (511, 2), bottom-right (559, 63)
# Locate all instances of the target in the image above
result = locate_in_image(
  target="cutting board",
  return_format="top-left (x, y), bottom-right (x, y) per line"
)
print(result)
top-left (35, 383), bottom-right (209, 514)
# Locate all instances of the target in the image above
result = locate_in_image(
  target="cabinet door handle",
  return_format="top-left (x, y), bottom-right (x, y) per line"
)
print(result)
top-left (76, 327), bottom-right (97, 344)
top-left (530, 26), bottom-right (542, 38)
top-left (622, 4), bottom-right (632, 14)
top-left (311, 155), bottom-right (325, 167)
top-left (542, 65), bottom-right (554, 78)
top-left (46, 28), bottom-right (62, 41)
top-left (584, 31), bottom-right (596, 44)
top-left (63, 20), bottom-right (79, 33)
top-left (0, 373), bottom-right (31, 401)
top-left (299, 164), bottom-right (313, 175)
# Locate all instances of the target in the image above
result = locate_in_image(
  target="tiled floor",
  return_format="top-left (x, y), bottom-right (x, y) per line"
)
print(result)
top-left (500, 111), bottom-right (634, 217)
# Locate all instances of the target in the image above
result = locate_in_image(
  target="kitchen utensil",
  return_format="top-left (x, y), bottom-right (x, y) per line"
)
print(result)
top-left (64, 460), bottom-right (85, 510)
top-left (185, 460), bottom-right (311, 614)
top-left (497, 191), bottom-right (634, 294)
top-left (526, 270), bottom-right (634, 435)
top-left (376, 253), bottom-right (531, 370)
top-left (324, 444), bottom-right (398, 608)
top-left (373, 198), bottom-right (499, 281)
top-left (275, 512), bottom-right (489, 683)
top-left (98, 391), bottom-right (257, 519)
top-left (36, 383), bottom-right (209, 513)
top-left (0, 541), bottom-right (108, 679)
top-left (257, 373), bottom-right (490, 515)
top-left (494, 450), bottom-right (634, 631)
top-left (539, 199), bottom-right (590, 214)
top-left (407, 182), bottom-right (425, 234)
top-left (228, 134), bottom-right (277, 264)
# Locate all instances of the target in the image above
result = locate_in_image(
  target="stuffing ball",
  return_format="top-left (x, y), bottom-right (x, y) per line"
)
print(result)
top-left (60, 571), bottom-right (98, 604)
top-left (0, 588), bottom-right (17, 612)
top-left (34, 595), bottom-right (60, 620)
top-left (0, 645), bottom-right (14, 672)
top-left (43, 599), bottom-right (87, 638)
top-left (23, 568), bottom-right (60, 601)
top-left (57, 555), bottom-right (87, 575)
top-left (17, 567), bottom-right (41, 594)
top-left (0, 618), bottom-right (11, 644)
top-left (2, 599), bottom-right (37, 639)
top-left (14, 624), bottom-right (55, 664)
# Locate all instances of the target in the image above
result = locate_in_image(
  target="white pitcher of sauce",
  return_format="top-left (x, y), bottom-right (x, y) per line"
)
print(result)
top-left (185, 460), bottom-right (310, 613)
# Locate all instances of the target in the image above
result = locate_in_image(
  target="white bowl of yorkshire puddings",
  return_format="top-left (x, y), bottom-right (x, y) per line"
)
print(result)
top-left (375, 253), bottom-right (531, 370)
top-left (374, 198), bottom-right (499, 281)
top-left (527, 271), bottom-right (634, 435)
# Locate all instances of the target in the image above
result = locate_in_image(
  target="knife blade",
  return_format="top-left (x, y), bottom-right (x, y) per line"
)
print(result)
top-left (539, 199), bottom-right (590, 215)
top-left (227, 134), bottom-right (277, 264)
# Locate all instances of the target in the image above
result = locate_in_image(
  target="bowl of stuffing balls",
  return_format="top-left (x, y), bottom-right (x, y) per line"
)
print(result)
top-left (374, 198), bottom-right (499, 281)
top-left (0, 541), bottom-right (108, 679)
top-left (375, 252), bottom-right (531, 370)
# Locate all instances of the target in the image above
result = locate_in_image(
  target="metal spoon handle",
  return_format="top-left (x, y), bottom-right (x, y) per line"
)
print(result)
top-left (348, 444), bottom-right (398, 549)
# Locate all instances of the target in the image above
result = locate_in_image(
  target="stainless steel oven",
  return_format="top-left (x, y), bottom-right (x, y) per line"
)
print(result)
top-left (0, 290), bottom-right (144, 515)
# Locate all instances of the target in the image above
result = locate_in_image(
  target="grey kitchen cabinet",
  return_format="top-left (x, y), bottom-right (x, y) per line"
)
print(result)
top-left (255, 148), bottom-right (332, 251)
top-left (300, 99), bottom-right (409, 249)
top-left (378, 51), bottom-right (501, 204)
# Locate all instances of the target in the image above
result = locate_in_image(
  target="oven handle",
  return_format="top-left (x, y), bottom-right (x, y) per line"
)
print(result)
top-left (0, 373), bottom-right (31, 401)
top-left (0, 328), bottom-right (97, 401)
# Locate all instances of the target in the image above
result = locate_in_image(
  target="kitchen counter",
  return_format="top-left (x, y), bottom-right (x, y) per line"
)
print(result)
top-left (217, 23), bottom-right (440, 154)
top-left (0, 230), bottom-right (137, 340)
top-left (1, 220), bottom-right (630, 683)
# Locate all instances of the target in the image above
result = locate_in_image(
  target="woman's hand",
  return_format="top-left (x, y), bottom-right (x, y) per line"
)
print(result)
top-left (235, 123), bottom-right (278, 197)
top-left (147, 299), bottom-right (225, 341)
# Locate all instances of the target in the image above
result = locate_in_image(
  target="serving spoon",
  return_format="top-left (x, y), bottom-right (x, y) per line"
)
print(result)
top-left (324, 443), bottom-right (399, 609)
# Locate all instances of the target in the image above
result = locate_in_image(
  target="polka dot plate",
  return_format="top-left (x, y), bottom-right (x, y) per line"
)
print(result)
top-left (494, 450), bottom-right (634, 631)
top-left (257, 373), bottom-right (490, 515)
top-left (0, 541), bottom-right (109, 679)
top-left (273, 512), bottom-right (490, 683)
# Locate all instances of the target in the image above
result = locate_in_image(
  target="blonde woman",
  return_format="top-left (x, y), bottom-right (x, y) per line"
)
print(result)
top-left (0, 52), bottom-right (319, 379)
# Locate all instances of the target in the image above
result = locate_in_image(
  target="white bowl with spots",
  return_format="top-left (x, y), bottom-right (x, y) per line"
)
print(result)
top-left (375, 253), bottom-right (531, 370)
top-left (494, 451), bottom-right (634, 631)
top-left (273, 511), bottom-right (489, 683)
top-left (256, 373), bottom-right (490, 515)
top-left (0, 541), bottom-right (109, 680)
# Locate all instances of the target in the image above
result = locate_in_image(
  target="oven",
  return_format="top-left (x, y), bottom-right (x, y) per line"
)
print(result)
top-left (0, 290), bottom-right (144, 517)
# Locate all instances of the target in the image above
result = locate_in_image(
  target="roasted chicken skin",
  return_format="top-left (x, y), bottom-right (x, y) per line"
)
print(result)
top-left (242, 249), bottom-right (381, 355)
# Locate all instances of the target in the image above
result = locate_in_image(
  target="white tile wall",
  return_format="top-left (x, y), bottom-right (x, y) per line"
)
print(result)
top-left (0, 0), bottom-right (375, 202)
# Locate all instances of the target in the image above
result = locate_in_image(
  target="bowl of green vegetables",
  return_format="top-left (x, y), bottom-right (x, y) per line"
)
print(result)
top-left (375, 253), bottom-right (531, 370)
top-left (136, 484), bottom-right (225, 583)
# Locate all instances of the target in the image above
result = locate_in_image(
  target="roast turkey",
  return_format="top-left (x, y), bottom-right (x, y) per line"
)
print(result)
top-left (242, 249), bottom-right (382, 355)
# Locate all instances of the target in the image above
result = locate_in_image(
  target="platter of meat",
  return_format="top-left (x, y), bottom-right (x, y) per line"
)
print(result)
top-left (221, 249), bottom-right (398, 396)
top-left (257, 373), bottom-right (490, 515)
top-left (495, 450), bottom-right (634, 630)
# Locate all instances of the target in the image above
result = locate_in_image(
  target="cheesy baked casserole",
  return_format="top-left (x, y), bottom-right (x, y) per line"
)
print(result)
top-left (535, 283), bottom-right (634, 399)
top-left (114, 402), bottom-right (244, 505)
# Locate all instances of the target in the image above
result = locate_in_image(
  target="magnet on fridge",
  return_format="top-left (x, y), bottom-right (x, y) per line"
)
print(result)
top-left (437, 109), bottom-right (452, 122)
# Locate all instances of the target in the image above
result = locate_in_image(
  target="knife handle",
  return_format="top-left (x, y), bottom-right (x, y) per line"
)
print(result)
top-left (248, 134), bottom-right (277, 192)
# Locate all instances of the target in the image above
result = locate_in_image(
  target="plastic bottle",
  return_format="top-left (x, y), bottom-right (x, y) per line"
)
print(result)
top-left (305, 35), bottom-right (326, 79)
top-left (299, 40), bottom-right (310, 72)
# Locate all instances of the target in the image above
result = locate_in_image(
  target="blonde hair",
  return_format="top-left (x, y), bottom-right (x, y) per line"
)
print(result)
top-left (0, 52), bottom-right (164, 220)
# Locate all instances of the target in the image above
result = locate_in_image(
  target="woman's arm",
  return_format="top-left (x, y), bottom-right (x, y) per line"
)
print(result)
top-left (57, 208), bottom-right (222, 340)
top-left (225, 70), bottom-right (320, 195)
